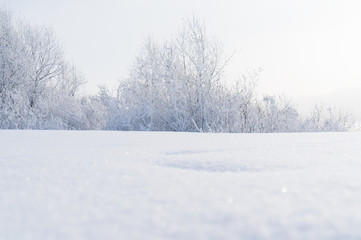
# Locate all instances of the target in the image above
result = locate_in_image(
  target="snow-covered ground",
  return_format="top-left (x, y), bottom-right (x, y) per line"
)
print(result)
top-left (1, 130), bottom-right (361, 240)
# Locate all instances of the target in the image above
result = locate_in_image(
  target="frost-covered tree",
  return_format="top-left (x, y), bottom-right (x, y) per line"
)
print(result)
top-left (257, 95), bottom-right (300, 132)
top-left (0, 9), bottom-right (32, 128)
top-left (0, 8), bottom-right (103, 130)
top-left (107, 17), bottom-right (231, 132)
top-left (302, 104), bottom-right (354, 132)
top-left (100, 16), bottom-right (354, 133)
top-left (176, 17), bottom-right (228, 132)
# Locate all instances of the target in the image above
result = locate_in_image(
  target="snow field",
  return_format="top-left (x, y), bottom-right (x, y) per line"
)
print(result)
top-left (1, 130), bottom-right (361, 239)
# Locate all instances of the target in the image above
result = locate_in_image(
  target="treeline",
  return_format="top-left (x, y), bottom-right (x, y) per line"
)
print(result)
top-left (97, 17), bottom-right (353, 132)
top-left (0, 9), bottom-right (354, 132)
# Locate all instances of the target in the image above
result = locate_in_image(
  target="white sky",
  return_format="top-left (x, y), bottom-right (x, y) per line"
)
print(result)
top-left (2, 0), bottom-right (361, 107)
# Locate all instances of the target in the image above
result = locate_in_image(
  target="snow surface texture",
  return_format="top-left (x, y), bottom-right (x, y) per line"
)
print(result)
top-left (1, 130), bottom-right (361, 240)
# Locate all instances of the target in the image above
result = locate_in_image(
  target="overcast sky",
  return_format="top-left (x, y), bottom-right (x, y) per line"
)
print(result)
top-left (2, 0), bottom-right (361, 112)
